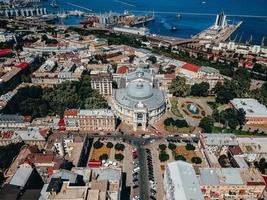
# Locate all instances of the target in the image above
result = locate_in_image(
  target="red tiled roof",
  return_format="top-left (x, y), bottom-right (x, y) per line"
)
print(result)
top-left (24, 115), bottom-right (32, 123)
top-left (26, 153), bottom-right (63, 164)
top-left (262, 175), bottom-right (267, 188)
top-left (31, 154), bottom-right (54, 163)
top-left (117, 66), bottom-right (129, 74)
top-left (39, 129), bottom-right (49, 137)
top-left (47, 166), bottom-right (54, 176)
top-left (167, 65), bottom-right (176, 70)
top-left (64, 109), bottom-right (78, 117)
top-left (182, 63), bottom-right (200, 72)
top-left (15, 62), bottom-right (28, 69)
top-left (0, 49), bottom-right (12, 55)
top-left (0, 131), bottom-right (14, 139)
top-left (28, 145), bottom-right (38, 154)
top-left (229, 146), bottom-right (243, 155)
top-left (164, 74), bottom-right (176, 79)
top-left (58, 119), bottom-right (65, 126)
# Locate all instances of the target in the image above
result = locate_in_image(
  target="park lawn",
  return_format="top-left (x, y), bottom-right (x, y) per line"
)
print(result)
top-left (207, 101), bottom-right (222, 110)
top-left (170, 97), bottom-right (183, 118)
top-left (174, 145), bottom-right (205, 167)
top-left (212, 126), bottom-right (266, 136)
top-left (91, 146), bottom-right (110, 160)
top-left (115, 150), bottom-right (124, 154)
top-left (174, 145), bottom-right (197, 162)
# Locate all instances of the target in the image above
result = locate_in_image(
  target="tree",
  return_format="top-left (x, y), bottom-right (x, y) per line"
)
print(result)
top-left (112, 81), bottom-right (118, 89)
top-left (233, 68), bottom-right (251, 95)
top-left (175, 155), bottom-right (186, 161)
top-left (115, 153), bottom-right (124, 161)
top-left (159, 152), bottom-right (169, 162)
top-left (191, 82), bottom-right (210, 96)
top-left (218, 154), bottom-right (230, 167)
top-left (217, 108), bottom-right (246, 129)
top-left (147, 55), bottom-right (157, 64)
top-left (3, 86), bottom-right (48, 118)
top-left (215, 80), bottom-right (238, 104)
top-left (115, 143), bottom-right (125, 151)
top-left (254, 158), bottom-right (267, 174)
top-left (191, 157), bottom-right (202, 164)
top-left (84, 91), bottom-right (108, 109)
top-left (42, 81), bottom-right (81, 116)
top-left (185, 143), bottom-right (196, 151)
top-left (106, 142), bottom-right (114, 149)
top-left (99, 154), bottom-right (109, 160)
top-left (129, 55), bottom-right (136, 63)
top-left (93, 141), bottom-right (104, 149)
top-left (159, 144), bottom-right (167, 151)
top-left (169, 77), bottom-right (190, 97)
top-left (199, 116), bottom-right (214, 133)
top-left (168, 143), bottom-right (176, 151)
top-left (164, 118), bottom-right (189, 128)
top-left (111, 63), bottom-right (117, 73)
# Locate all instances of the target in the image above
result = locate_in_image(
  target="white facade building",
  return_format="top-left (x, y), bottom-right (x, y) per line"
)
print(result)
top-left (113, 26), bottom-right (150, 36)
top-left (163, 161), bottom-right (204, 200)
top-left (112, 68), bottom-right (166, 131)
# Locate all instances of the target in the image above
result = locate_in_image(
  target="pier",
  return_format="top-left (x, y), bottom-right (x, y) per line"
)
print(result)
top-left (128, 10), bottom-right (267, 19)
top-left (132, 15), bottom-right (155, 25)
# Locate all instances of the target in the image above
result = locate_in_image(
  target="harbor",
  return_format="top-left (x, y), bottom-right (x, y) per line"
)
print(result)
top-left (0, 0), bottom-right (266, 45)
top-left (193, 12), bottom-right (243, 44)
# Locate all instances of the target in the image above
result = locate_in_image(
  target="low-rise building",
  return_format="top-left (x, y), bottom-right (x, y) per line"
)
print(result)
top-left (230, 98), bottom-right (267, 125)
top-left (198, 66), bottom-right (224, 89)
top-left (0, 114), bottom-right (30, 129)
top-left (91, 73), bottom-right (113, 96)
top-left (78, 109), bottom-right (116, 132)
top-left (0, 128), bottom-right (46, 148)
top-left (155, 74), bottom-right (176, 93)
top-left (64, 109), bottom-right (116, 132)
top-left (163, 161), bottom-right (204, 200)
top-left (199, 133), bottom-right (238, 167)
top-left (31, 59), bottom-right (83, 87)
top-left (199, 168), bottom-right (265, 200)
top-left (64, 109), bottom-right (79, 131)
top-left (0, 164), bottom-right (44, 200)
top-left (113, 26), bottom-right (150, 36)
top-left (180, 63), bottom-right (201, 78)
top-left (0, 91), bottom-right (16, 109)
top-left (54, 135), bottom-right (84, 167)
top-left (40, 166), bottom-right (122, 200)
top-left (21, 152), bottom-right (64, 182)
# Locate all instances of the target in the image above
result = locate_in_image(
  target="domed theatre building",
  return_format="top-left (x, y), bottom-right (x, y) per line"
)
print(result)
top-left (112, 68), bottom-right (167, 131)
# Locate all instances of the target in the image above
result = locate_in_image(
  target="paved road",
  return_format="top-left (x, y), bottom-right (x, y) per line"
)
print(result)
top-left (135, 143), bottom-right (150, 200)
top-left (85, 133), bottom-right (164, 200)
top-left (84, 133), bottom-right (198, 200)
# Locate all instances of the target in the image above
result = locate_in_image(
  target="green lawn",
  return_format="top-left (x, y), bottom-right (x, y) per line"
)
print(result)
top-left (170, 97), bottom-right (183, 118)
top-left (212, 126), bottom-right (266, 136)
top-left (207, 102), bottom-right (222, 110)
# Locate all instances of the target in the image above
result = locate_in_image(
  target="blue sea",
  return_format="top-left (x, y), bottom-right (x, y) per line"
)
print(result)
top-left (44, 0), bottom-right (267, 45)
